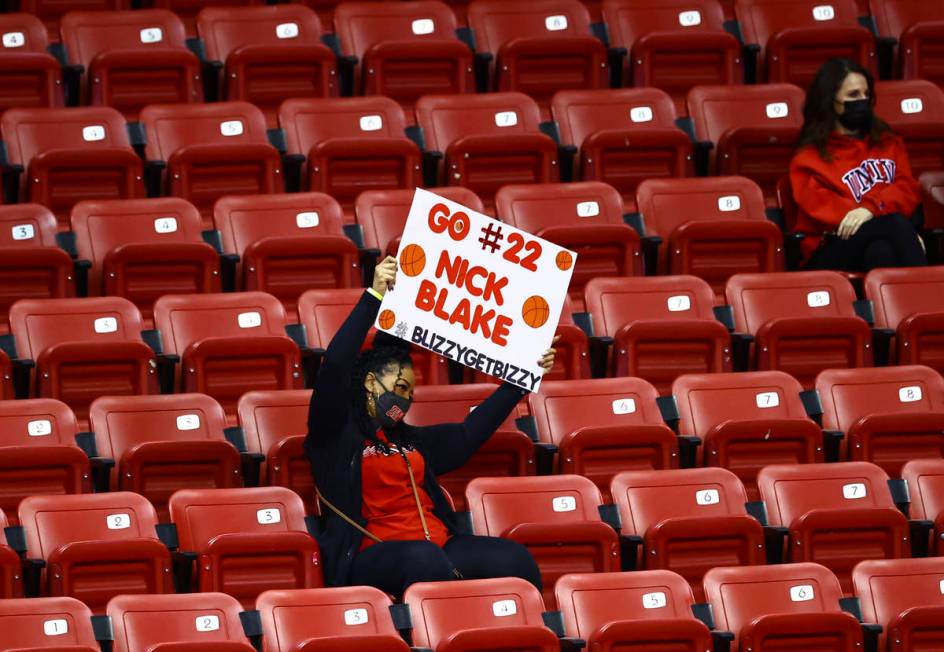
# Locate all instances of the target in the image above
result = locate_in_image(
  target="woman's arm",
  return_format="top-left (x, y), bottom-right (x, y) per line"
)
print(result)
top-left (864, 137), bottom-right (922, 216)
top-left (790, 155), bottom-right (858, 227)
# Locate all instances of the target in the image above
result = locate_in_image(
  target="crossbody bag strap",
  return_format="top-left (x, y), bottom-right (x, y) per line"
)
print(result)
top-left (318, 492), bottom-right (383, 543)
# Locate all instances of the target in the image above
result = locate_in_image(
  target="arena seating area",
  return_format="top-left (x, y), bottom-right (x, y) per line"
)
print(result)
top-left (1, 0), bottom-right (944, 650)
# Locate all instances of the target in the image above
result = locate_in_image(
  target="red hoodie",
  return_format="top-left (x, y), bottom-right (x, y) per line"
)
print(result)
top-left (789, 132), bottom-right (921, 261)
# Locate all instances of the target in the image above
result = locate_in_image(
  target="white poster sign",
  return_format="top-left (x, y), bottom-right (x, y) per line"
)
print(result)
top-left (377, 189), bottom-right (576, 392)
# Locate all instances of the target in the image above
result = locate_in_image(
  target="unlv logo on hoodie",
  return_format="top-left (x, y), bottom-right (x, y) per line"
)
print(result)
top-left (841, 158), bottom-right (897, 202)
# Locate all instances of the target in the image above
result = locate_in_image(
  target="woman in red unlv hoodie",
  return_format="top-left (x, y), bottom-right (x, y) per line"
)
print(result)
top-left (790, 58), bottom-right (926, 270)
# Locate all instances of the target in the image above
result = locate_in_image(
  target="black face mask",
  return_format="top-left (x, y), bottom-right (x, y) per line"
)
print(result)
top-left (837, 98), bottom-right (873, 133)
top-left (372, 378), bottom-right (412, 429)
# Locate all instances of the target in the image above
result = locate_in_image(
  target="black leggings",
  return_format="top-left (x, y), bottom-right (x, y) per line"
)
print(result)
top-left (805, 213), bottom-right (926, 272)
top-left (348, 535), bottom-right (542, 597)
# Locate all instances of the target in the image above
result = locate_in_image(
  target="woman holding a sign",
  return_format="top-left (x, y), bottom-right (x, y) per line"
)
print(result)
top-left (305, 256), bottom-right (554, 596)
top-left (789, 58), bottom-right (925, 270)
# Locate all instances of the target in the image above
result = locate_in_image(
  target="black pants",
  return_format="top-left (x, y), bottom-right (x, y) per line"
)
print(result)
top-left (806, 212), bottom-right (926, 272)
top-left (348, 535), bottom-right (542, 597)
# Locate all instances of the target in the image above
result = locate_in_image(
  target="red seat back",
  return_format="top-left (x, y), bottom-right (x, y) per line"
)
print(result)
top-left (0, 597), bottom-right (97, 650)
top-left (0, 13), bottom-right (62, 111)
top-left (865, 266), bottom-right (944, 330)
top-left (875, 80), bottom-right (944, 177)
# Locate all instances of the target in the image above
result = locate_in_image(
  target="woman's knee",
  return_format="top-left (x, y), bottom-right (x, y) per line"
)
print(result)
top-left (397, 541), bottom-right (455, 582)
top-left (863, 239), bottom-right (897, 269)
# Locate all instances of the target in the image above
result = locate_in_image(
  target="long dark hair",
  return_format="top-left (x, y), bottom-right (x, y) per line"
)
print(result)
top-left (799, 58), bottom-right (891, 160)
top-left (351, 331), bottom-right (414, 449)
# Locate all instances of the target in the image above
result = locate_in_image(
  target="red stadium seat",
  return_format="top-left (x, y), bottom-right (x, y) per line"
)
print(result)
top-left (333, 1), bottom-right (473, 118)
top-left (279, 97), bottom-right (421, 221)
top-left (735, 0), bottom-right (876, 86)
top-left (18, 491), bottom-right (173, 612)
top-left (0, 509), bottom-right (23, 597)
top-left (198, 5), bottom-right (337, 127)
top-left (528, 378), bottom-right (678, 499)
top-left (920, 171), bottom-right (944, 232)
top-left (139, 101), bottom-right (282, 223)
top-left (583, 276), bottom-right (732, 393)
top-left (0, 204), bottom-right (74, 334)
top-left (109, 592), bottom-right (255, 652)
top-left (554, 570), bottom-right (713, 651)
top-left (870, 0), bottom-right (944, 88)
top-left (0, 398), bottom-right (90, 526)
top-left (467, 0), bottom-right (607, 119)
top-left (874, 80), bottom-right (944, 179)
top-left (17, 0), bottom-right (130, 43)
top-left (297, 288), bottom-right (450, 385)
top-left (0, 350), bottom-right (12, 400)
top-left (88, 393), bottom-right (242, 521)
top-left (853, 557), bottom-right (944, 652)
top-left (153, 292), bottom-right (303, 423)
top-left (687, 83), bottom-right (805, 204)
top-left (758, 462), bottom-right (909, 593)
top-left (149, 0), bottom-right (265, 38)
top-left (902, 458), bottom-right (944, 555)
top-left (0, 597), bottom-right (98, 650)
top-left (355, 186), bottom-right (484, 256)
top-left (636, 177), bottom-right (784, 299)
top-left (237, 390), bottom-right (315, 513)
top-left (408, 384), bottom-right (532, 511)
top-left (403, 577), bottom-right (560, 651)
top-left (465, 475), bottom-right (620, 607)
top-left (673, 371), bottom-right (824, 499)
top-left (602, 0), bottom-right (742, 113)
top-left (60, 10), bottom-right (202, 121)
top-left (816, 366), bottom-right (944, 476)
top-left (8, 296), bottom-right (158, 426)
top-left (704, 563), bottom-right (864, 650)
top-left (169, 487), bottom-right (323, 608)
top-left (415, 92), bottom-right (559, 212)
top-left (726, 271), bottom-right (872, 389)
top-left (550, 88), bottom-right (694, 211)
top-left (257, 586), bottom-right (410, 652)
top-left (70, 198), bottom-right (220, 326)
top-left (611, 467), bottom-right (765, 600)
top-left (0, 106), bottom-right (145, 224)
top-left (213, 193), bottom-right (360, 317)
top-left (0, 13), bottom-right (63, 111)
top-left (495, 182), bottom-right (642, 309)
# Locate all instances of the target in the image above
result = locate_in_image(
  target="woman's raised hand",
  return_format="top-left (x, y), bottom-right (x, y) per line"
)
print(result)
top-left (372, 256), bottom-right (398, 296)
top-left (538, 335), bottom-right (560, 375)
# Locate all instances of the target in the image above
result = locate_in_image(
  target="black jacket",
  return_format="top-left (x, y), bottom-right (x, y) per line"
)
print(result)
top-left (305, 290), bottom-right (524, 586)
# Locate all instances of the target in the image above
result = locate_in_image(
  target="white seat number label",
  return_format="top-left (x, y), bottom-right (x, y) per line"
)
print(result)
top-left (630, 106), bottom-right (653, 123)
top-left (545, 15), bottom-right (568, 31)
top-left (552, 496), bottom-right (576, 512)
top-left (643, 591), bottom-right (667, 608)
top-left (83, 126), bottom-right (106, 141)
top-left (43, 619), bottom-right (68, 636)
top-left (154, 217), bottom-right (178, 234)
top-left (899, 386), bottom-right (922, 402)
top-left (12, 224), bottom-right (34, 240)
top-left (766, 103), bottom-right (789, 119)
top-left (176, 414), bottom-right (200, 431)
top-left (678, 10), bottom-right (702, 26)
top-left (493, 600), bottom-right (517, 616)
top-left (296, 212), bottom-right (320, 228)
top-left (495, 111), bottom-right (518, 127)
top-left (667, 295), bottom-right (691, 312)
top-left (790, 585), bottom-right (814, 601)
top-left (28, 420), bottom-right (52, 437)
top-left (577, 201), bottom-right (599, 217)
top-left (220, 121), bottom-right (244, 137)
top-left (195, 615), bottom-right (219, 632)
top-left (344, 608), bottom-right (369, 625)
top-left (843, 482), bottom-right (866, 499)
top-left (812, 5), bottom-right (835, 20)
top-left (237, 311), bottom-right (262, 328)
top-left (718, 196), bottom-right (741, 212)
top-left (359, 115), bottom-right (383, 131)
top-left (94, 317), bottom-right (118, 333)
top-left (2, 32), bottom-right (25, 48)
top-left (940, 579), bottom-right (944, 594)
top-left (612, 398), bottom-right (636, 415)
top-left (140, 28), bottom-right (163, 43)
top-left (901, 98), bottom-right (923, 114)
top-left (257, 508), bottom-right (281, 524)
top-left (412, 19), bottom-right (434, 35)
top-left (696, 489), bottom-right (720, 505)
top-left (807, 291), bottom-right (830, 307)
top-left (756, 392), bottom-right (780, 408)
top-left (276, 23), bottom-right (299, 39)
top-left (107, 513), bottom-right (131, 529)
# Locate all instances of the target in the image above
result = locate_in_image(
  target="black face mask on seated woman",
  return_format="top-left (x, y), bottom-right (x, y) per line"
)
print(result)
top-left (837, 98), bottom-right (873, 133)
top-left (372, 377), bottom-right (413, 429)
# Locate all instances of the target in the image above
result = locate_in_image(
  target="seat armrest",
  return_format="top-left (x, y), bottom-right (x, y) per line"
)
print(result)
top-left (909, 519), bottom-right (934, 558)
top-left (742, 43), bottom-right (761, 84)
top-left (534, 441), bottom-right (558, 476)
top-left (422, 150), bottom-right (443, 187)
top-left (281, 152), bottom-right (306, 193)
top-left (764, 525), bottom-right (789, 564)
top-left (588, 335), bottom-right (613, 378)
top-left (677, 435), bottom-right (701, 469)
top-left (729, 332), bottom-right (753, 372)
top-left (822, 430), bottom-right (844, 463)
top-left (619, 534), bottom-right (643, 571)
top-left (473, 51), bottom-right (492, 92)
top-left (607, 46), bottom-right (626, 87)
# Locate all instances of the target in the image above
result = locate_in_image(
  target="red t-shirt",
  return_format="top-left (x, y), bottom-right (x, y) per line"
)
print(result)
top-left (360, 431), bottom-right (450, 551)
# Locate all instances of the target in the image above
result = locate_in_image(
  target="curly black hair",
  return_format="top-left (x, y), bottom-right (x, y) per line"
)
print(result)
top-left (351, 331), bottom-right (414, 450)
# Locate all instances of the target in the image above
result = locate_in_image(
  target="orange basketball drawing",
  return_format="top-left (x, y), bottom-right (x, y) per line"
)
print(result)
top-left (399, 243), bottom-right (426, 277)
top-left (521, 295), bottom-right (550, 329)
top-left (378, 309), bottom-right (396, 330)
top-left (556, 250), bottom-right (573, 271)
